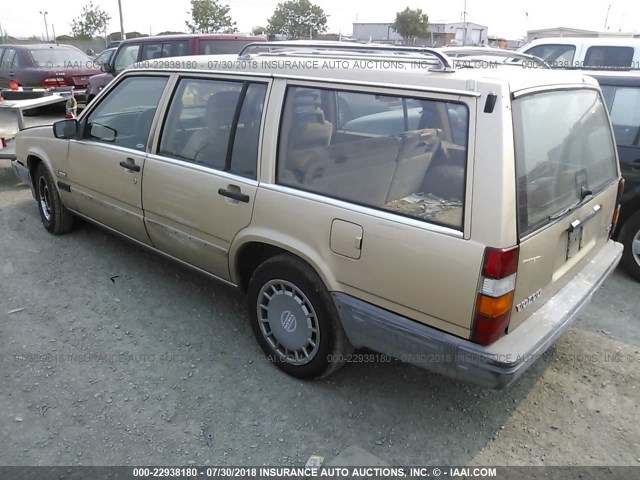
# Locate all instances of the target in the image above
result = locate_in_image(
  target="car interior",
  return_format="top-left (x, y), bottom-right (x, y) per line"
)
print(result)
top-left (277, 87), bottom-right (469, 229)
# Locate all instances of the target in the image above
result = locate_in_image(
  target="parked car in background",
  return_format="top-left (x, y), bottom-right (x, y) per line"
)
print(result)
top-left (587, 71), bottom-right (640, 280)
top-left (518, 37), bottom-right (640, 70)
top-left (85, 33), bottom-right (265, 104)
top-left (0, 44), bottom-right (100, 100)
top-left (12, 42), bottom-right (623, 389)
top-left (93, 47), bottom-right (116, 67)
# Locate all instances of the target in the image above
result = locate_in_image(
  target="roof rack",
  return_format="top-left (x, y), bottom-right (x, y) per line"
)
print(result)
top-left (439, 47), bottom-right (550, 69)
top-left (238, 41), bottom-right (456, 72)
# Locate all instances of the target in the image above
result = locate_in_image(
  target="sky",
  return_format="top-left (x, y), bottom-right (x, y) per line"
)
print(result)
top-left (2, 0), bottom-right (639, 41)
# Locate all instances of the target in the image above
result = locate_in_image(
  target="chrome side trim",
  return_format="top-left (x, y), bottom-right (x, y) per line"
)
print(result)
top-left (68, 209), bottom-right (237, 288)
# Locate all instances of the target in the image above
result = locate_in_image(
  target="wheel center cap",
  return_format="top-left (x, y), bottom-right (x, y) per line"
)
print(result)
top-left (280, 310), bottom-right (297, 333)
top-left (267, 292), bottom-right (310, 351)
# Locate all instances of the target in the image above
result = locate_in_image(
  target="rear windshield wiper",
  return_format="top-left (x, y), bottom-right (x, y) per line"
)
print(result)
top-left (548, 188), bottom-right (593, 220)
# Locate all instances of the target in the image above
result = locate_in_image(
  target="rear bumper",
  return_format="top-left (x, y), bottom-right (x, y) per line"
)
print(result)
top-left (333, 240), bottom-right (623, 389)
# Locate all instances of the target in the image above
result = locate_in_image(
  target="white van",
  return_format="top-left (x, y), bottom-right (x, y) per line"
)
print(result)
top-left (518, 37), bottom-right (640, 70)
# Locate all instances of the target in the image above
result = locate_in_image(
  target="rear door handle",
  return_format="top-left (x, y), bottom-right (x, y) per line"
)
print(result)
top-left (119, 159), bottom-right (140, 172)
top-left (218, 188), bottom-right (249, 203)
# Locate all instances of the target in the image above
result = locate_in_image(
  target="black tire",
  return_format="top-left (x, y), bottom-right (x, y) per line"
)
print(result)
top-left (34, 163), bottom-right (74, 234)
top-left (247, 254), bottom-right (353, 379)
top-left (619, 211), bottom-right (640, 282)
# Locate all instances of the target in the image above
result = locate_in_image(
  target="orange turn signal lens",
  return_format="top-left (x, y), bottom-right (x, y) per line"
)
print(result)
top-left (476, 292), bottom-right (514, 318)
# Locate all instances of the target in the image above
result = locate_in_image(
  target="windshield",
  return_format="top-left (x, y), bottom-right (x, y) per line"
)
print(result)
top-left (29, 48), bottom-right (90, 68)
top-left (513, 89), bottom-right (618, 236)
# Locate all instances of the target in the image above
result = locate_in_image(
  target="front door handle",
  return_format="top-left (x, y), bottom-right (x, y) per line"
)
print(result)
top-left (218, 188), bottom-right (249, 203)
top-left (119, 159), bottom-right (140, 172)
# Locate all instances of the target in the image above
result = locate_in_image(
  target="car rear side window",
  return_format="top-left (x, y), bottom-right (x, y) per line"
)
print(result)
top-left (277, 86), bottom-right (469, 230)
top-left (601, 85), bottom-right (640, 147)
top-left (198, 40), bottom-right (250, 55)
top-left (584, 46), bottom-right (635, 69)
top-left (158, 78), bottom-right (266, 179)
top-left (141, 41), bottom-right (189, 60)
top-left (513, 89), bottom-right (618, 237)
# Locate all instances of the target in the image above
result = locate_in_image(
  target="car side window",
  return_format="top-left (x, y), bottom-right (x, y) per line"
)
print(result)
top-left (140, 43), bottom-right (163, 60)
top-left (158, 78), bottom-right (266, 179)
top-left (1, 48), bottom-right (18, 69)
top-left (113, 44), bottom-right (141, 73)
top-left (525, 44), bottom-right (576, 65)
top-left (584, 46), bottom-right (634, 69)
top-left (162, 41), bottom-right (188, 57)
top-left (84, 76), bottom-right (168, 150)
top-left (277, 86), bottom-right (469, 230)
top-left (601, 85), bottom-right (640, 147)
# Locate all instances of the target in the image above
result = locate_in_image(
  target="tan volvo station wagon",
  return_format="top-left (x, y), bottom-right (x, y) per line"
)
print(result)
top-left (12, 42), bottom-right (624, 388)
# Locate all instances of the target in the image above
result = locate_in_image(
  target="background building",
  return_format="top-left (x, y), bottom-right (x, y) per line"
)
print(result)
top-left (526, 27), bottom-right (640, 42)
top-left (352, 21), bottom-right (488, 46)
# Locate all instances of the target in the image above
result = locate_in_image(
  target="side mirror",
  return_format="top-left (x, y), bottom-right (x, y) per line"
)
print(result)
top-left (88, 122), bottom-right (117, 142)
top-left (101, 62), bottom-right (114, 73)
top-left (53, 119), bottom-right (80, 139)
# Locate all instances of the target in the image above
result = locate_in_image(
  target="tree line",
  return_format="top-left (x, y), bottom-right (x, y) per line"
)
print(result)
top-left (65, 0), bottom-right (429, 44)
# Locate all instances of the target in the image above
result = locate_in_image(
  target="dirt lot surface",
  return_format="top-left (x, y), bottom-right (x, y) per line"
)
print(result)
top-left (1, 111), bottom-right (639, 468)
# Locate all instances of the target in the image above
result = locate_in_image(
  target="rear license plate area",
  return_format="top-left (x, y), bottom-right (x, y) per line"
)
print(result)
top-left (567, 223), bottom-right (583, 260)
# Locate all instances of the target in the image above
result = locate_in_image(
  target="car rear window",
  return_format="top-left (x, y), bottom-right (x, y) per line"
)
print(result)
top-left (600, 85), bottom-right (640, 146)
top-left (513, 89), bottom-right (618, 237)
top-left (584, 46), bottom-right (635, 69)
top-left (29, 48), bottom-right (89, 68)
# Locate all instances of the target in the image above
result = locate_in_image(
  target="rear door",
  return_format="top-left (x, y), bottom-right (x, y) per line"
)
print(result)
top-left (509, 87), bottom-right (620, 329)
top-left (142, 75), bottom-right (269, 280)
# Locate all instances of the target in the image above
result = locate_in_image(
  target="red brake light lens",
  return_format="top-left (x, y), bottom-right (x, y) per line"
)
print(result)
top-left (41, 77), bottom-right (67, 87)
top-left (482, 246), bottom-right (519, 279)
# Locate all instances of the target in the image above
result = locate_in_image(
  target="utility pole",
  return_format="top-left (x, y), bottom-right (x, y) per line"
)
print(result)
top-left (118, 0), bottom-right (126, 40)
top-left (604, 4), bottom-right (611, 30)
top-left (52, 25), bottom-right (57, 44)
top-left (462, 0), bottom-right (468, 46)
top-left (39, 11), bottom-right (50, 42)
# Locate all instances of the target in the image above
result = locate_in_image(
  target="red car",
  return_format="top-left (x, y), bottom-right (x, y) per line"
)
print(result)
top-left (86, 33), bottom-right (265, 104)
top-left (0, 44), bottom-right (100, 100)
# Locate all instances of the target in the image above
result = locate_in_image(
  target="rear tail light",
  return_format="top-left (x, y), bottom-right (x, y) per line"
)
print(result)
top-left (1, 137), bottom-right (6, 148)
top-left (610, 178), bottom-right (625, 238)
top-left (41, 77), bottom-right (67, 87)
top-left (9, 80), bottom-right (20, 90)
top-left (471, 246), bottom-right (519, 345)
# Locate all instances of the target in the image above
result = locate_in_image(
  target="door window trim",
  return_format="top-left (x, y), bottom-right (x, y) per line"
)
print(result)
top-left (77, 73), bottom-right (172, 153)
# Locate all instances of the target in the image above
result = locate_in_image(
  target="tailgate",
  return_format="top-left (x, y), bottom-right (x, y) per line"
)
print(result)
top-left (509, 87), bottom-right (621, 330)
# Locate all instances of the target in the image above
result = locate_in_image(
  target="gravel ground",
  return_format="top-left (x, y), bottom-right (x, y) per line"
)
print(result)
top-left (0, 112), bottom-right (639, 467)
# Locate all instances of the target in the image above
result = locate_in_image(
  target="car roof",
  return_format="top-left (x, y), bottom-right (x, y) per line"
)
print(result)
top-left (522, 37), bottom-right (640, 48)
top-left (128, 51), bottom-right (600, 94)
top-left (119, 33), bottom-right (265, 46)
top-left (3, 43), bottom-right (79, 50)
top-left (584, 70), bottom-right (640, 86)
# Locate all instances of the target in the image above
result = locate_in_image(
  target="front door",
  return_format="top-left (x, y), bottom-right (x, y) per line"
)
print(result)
top-left (66, 74), bottom-right (169, 244)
